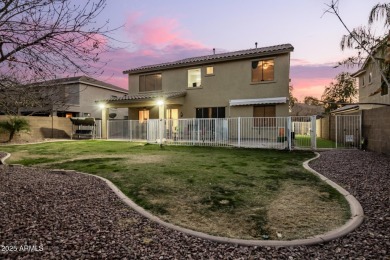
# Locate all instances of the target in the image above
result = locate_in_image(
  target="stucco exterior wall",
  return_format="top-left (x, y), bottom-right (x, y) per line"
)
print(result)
top-left (362, 106), bottom-right (390, 154)
top-left (127, 53), bottom-right (291, 118)
top-left (65, 83), bottom-right (128, 119)
top-left (0, 116), bottom-right (73, 142)
top-left (316, 116), bottom-right (335, 141)
top-left (357, 57), bottom-right (390, 104)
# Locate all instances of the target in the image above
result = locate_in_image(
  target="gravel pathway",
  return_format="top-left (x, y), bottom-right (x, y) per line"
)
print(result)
top-left (0, 150), bottom-right (389, 259)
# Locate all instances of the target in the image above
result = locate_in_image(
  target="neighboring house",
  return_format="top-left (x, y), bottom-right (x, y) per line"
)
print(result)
top-left (13, 76), bottom-right (128, 119)
top-left (101, 44), bottom-right (293, 122)
top-left (332, 43), bottom-right (390, 115)
top-left (351, 44), bottom-right (390, 105)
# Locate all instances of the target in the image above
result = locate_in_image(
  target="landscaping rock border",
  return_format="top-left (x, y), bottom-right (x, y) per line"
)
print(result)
top-left (0, 152), bottom-right (10, 165)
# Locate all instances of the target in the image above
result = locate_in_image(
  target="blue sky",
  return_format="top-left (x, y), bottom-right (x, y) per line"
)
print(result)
top-left (95, 0), bottom-right (385, 100)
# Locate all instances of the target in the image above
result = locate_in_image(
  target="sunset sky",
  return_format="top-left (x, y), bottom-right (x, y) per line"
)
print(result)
top-left (94, 0), bottom-right (385, 101)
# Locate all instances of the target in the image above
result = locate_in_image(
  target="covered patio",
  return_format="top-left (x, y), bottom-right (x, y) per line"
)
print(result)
top-left (98, 91), bottom-right (187, 138)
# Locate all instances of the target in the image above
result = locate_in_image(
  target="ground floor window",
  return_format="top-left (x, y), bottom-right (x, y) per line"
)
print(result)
top-left (166, 108), bottom-right (179, 119)
top-left (253, 105), bottom-right (276, 126)
top-left (139, 110), bottom-right (149, 123)
top-left (196, 107), bottom-right (225, 118)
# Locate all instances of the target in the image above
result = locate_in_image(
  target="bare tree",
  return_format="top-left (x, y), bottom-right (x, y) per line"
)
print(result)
top-left (325, 0), bottom-right (390, 89)
top-left (0, 0), bottom-right (118, 115)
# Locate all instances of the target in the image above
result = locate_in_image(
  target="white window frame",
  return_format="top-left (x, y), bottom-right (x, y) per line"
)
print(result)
top-left (188, 68), bottom-right (201, 88)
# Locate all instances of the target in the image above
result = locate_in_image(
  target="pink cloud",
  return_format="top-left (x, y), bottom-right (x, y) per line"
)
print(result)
top-left (125, 14), bottom-right (206, 51)
top-left (290, 64), bottom-right (356, 101)
top-left (291, 78), bottom-right (330, 101)
top-left (94, 13), bottom-right (210, 89)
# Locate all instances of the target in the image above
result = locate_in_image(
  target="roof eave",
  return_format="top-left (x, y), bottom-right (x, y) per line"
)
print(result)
top-left (123, 47), bottom-right (293, 75)
top-left (351, 69), bottom-right (366, 78)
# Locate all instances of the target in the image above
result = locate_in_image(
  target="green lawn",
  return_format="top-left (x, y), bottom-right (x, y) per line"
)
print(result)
top-left (0, 140), bottom-right (350, 240)
top-left (295, 135), bottom-right (337, 149)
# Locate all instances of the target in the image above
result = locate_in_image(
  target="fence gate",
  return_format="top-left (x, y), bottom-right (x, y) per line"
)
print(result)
top-left (335, 115), bottom-right (361, 149)
top-left (291, 116), bottom-right (316, 149)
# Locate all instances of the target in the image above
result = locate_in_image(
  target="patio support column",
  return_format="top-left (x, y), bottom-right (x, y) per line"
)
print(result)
top-left (157, 100), bottom-right (165, 145)
top-left (101, 107), bottom-right (109, 139)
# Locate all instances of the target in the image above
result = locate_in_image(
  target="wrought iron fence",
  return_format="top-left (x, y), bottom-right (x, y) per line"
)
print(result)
top-left (105, 115), bottom-right (361, 150)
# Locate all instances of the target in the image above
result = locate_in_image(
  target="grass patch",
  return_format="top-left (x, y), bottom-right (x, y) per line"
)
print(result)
top-left (295, 135), bottom-right (338, 149)
top-left (14, 157), bottom-right (59, 166)
top-left (0, 140), bottom-right (350, 240)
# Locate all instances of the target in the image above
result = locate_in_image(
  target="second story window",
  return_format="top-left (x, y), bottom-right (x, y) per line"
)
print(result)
top-left (252, 59), bottom-right (274, 82)
top-left (188, 68), bottom-right (201, 87)
top-left (206, 66), bottom-right (214, 75)
top-left (139, 74), bottom-right (162, 92)
top-left (368, 72), bottom-right (372, 84)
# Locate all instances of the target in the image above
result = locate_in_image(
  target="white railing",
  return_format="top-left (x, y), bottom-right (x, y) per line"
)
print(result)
top-left (108, 117), bottom-right (290, 149)
top-left (108, 120), bottom-right (148, 140)
top-left (95, 120), bottom-right (102, 139)
top-left (163, 118), bottom-right (230, 146)
top-left (291, 116), bottom-right (315, 149)
top-left (105, 116), bottom-right (361, 150)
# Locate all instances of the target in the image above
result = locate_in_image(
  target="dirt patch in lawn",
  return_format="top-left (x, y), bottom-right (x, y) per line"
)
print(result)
top-left (150, 181), bottom-right (349, 240)
top-left (265, 182), bottom-right (349, 240)
top-left (30, 154), bottom-right (168, 167)
top-left (158, 197), bottom-right (267, 239)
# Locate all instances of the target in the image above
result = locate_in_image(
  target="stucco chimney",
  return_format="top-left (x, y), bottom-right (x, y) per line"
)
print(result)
top-left (213, 48), bottom-right (215, 54)
top-left (255, 42), bottom-right (258, 49)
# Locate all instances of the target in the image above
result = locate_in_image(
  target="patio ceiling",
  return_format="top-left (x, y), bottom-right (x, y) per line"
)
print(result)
top-left (98, 91), bottom-right (187, 108)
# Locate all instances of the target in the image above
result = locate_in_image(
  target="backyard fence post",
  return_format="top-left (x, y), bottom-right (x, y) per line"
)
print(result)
top-left (311, 116), bottom-right (317, 150)
top-left (287, 117), bottom-right (292, 150)
top-left (107, 120), bottom-right (109, 140)
top-left (129, 120), bottom-right (132, 141)
top-left (197, 119), bottom-right (200, 142)
top-left (238, 117), bottom-right (241, 148)
top-left (193, 118), bottom-right (195, 145)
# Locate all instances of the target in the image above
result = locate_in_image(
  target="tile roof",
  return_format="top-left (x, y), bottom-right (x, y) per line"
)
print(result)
top-left (41, 76), bottom-right (128, 93)
top-left (123, 44), bottom-right (294, 74)
top-left (101, 91), bottom-right (187, 102)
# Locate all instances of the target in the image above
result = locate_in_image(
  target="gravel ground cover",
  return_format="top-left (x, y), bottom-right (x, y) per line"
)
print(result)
top-left (0, 149), bottom-right (389, 259)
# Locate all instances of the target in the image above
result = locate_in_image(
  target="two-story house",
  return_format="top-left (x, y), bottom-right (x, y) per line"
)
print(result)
top-left (351, 44), bottom-right (390, 105)
top-left (101, 44), bottom-right (293, 126)
top-left (5, 76), bottom-right (129, 119)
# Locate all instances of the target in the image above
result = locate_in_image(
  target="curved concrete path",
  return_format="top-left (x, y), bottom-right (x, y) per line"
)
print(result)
top-left (0, 152), bottom-right (11, 165)
top-left (1, 151), bottom-right (364, 247)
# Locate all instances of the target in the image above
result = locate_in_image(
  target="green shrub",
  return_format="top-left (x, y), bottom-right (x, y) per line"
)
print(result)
top-left (0, 117), bottom-right (31, 142)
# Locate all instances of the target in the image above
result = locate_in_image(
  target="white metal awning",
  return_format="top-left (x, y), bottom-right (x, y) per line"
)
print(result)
top-left (229, 97), bottom-right (287, 106)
